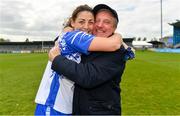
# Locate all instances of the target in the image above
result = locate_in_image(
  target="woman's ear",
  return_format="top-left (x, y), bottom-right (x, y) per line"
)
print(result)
top-left (70, 19), bottom-right (75, 28)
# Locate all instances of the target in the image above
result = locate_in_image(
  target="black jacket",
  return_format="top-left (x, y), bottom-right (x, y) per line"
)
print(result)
top-left (52, 47), bottom-right (126, 115)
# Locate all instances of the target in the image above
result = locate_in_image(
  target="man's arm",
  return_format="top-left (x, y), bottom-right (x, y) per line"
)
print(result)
top-left (51, 48), bottom-right (126, 88)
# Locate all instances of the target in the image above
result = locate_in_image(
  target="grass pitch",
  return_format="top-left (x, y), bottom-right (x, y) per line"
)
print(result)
top-left (121, 51), bottom-right (180, 115)
top-left (0, 53), bottom-right (48, 115)
top-left (0, 51), bottom-right (180, 115)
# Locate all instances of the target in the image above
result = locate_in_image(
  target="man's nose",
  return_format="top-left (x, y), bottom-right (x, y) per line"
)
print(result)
top-left (96, 21), bottom-right (103, 28)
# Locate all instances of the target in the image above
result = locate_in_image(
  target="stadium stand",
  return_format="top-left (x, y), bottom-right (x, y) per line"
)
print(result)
top-left (0, 38), bottom-right (134, 53)
top-left (0, 41), bottom-right (54, 53)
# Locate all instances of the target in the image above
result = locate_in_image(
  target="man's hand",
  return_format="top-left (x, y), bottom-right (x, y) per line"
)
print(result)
top-left (48, 46), bottom-right (61, 62)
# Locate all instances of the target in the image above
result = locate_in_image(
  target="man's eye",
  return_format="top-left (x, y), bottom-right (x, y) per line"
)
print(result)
top-left (104, 21), bottom-right (110, 24)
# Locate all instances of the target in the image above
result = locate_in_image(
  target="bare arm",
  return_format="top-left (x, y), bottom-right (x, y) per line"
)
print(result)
top-left (88, 33), bottom-right (123, 52)
top-left (62, 27), bottom-right (123, 52)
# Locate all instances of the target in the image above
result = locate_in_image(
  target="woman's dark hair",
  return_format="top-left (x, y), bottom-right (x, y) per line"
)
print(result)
top-left (63, 4), bottom-right (93, 28)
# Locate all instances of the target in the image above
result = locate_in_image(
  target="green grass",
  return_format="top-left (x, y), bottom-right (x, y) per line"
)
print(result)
top-left (121, 51), bottom-right (180, 115)
top-left (0, 51), bottom-right (180, 115)
top-left (0, 53), bottom-right (48, 115)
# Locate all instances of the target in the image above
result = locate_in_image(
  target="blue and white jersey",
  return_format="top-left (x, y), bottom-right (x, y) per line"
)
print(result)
top-left (35, 30), bottom-right (95, 114)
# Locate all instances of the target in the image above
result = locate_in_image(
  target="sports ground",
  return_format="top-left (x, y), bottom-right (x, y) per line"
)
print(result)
top-left (0, 51), bottom-right (180, 115)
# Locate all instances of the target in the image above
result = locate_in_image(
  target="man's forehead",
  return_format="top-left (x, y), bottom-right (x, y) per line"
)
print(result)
top-left (95, 11), bottom-right (115, 21)
top-left (96, 9), bottom-right (114, 17)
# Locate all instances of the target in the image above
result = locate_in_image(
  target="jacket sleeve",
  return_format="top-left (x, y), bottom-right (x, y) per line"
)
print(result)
top-left (51, 49), bottom-right (126, 88)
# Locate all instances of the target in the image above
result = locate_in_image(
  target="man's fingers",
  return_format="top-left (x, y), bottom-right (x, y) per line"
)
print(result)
top-left (55, 41), bottom-right (59, 47)
top-left (48, 46), bottom-right (59, 61)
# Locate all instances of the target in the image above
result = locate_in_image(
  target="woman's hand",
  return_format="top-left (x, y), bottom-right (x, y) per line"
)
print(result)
top-left (63, 26), bottom-right (73, 32)
top-left (112, 33), bottom-right (123, 41)
top-left (110, 33), bottom-right (123, 49)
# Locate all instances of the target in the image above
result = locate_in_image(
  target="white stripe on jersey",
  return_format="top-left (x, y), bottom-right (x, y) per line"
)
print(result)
top-left (71, 31), bottom-right (83, 44)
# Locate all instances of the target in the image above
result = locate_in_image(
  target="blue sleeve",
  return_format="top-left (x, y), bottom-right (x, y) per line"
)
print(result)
top-left (62, 30), bottom-right (95, 55)
top-left (124, 47), bottom-right (135, 61)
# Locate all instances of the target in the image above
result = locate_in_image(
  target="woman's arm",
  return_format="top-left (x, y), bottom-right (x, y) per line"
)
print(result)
top-left (88, 33), bottom-right (123, 52)
top-left (122, 42), bottom-right (135, 54)
top-left (62, 27), bottom-right (123, 53)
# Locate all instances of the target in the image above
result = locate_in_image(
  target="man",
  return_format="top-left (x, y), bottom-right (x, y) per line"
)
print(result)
top-left (49, 4), bottom-right (126, 115)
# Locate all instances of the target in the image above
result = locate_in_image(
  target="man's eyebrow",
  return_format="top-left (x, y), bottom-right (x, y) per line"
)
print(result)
top-left (104, 19), bottom-right (111, 21)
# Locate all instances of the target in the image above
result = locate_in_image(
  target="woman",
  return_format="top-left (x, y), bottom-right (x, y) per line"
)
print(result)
top-left (35, 4), bottom-right (128, 115)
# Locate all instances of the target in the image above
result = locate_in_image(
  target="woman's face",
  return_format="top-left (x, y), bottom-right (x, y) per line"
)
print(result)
top-left (71, 11), bottom-right (94, 34)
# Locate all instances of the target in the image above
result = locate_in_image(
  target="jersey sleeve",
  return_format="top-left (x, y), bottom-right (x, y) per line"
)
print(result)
top-left (62, 30), bottom-right (95, 55)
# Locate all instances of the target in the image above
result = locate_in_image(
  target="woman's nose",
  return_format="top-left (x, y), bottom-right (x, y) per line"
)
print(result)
top-left (84, 22), bottom-right (89, 29)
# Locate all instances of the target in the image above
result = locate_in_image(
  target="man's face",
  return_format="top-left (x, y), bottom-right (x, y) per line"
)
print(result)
top-left (93, 10), bottom-right (116, 37)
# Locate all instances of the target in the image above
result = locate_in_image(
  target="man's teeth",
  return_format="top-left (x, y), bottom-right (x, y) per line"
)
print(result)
top-left (97, 30), bottom-right (104, 33)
